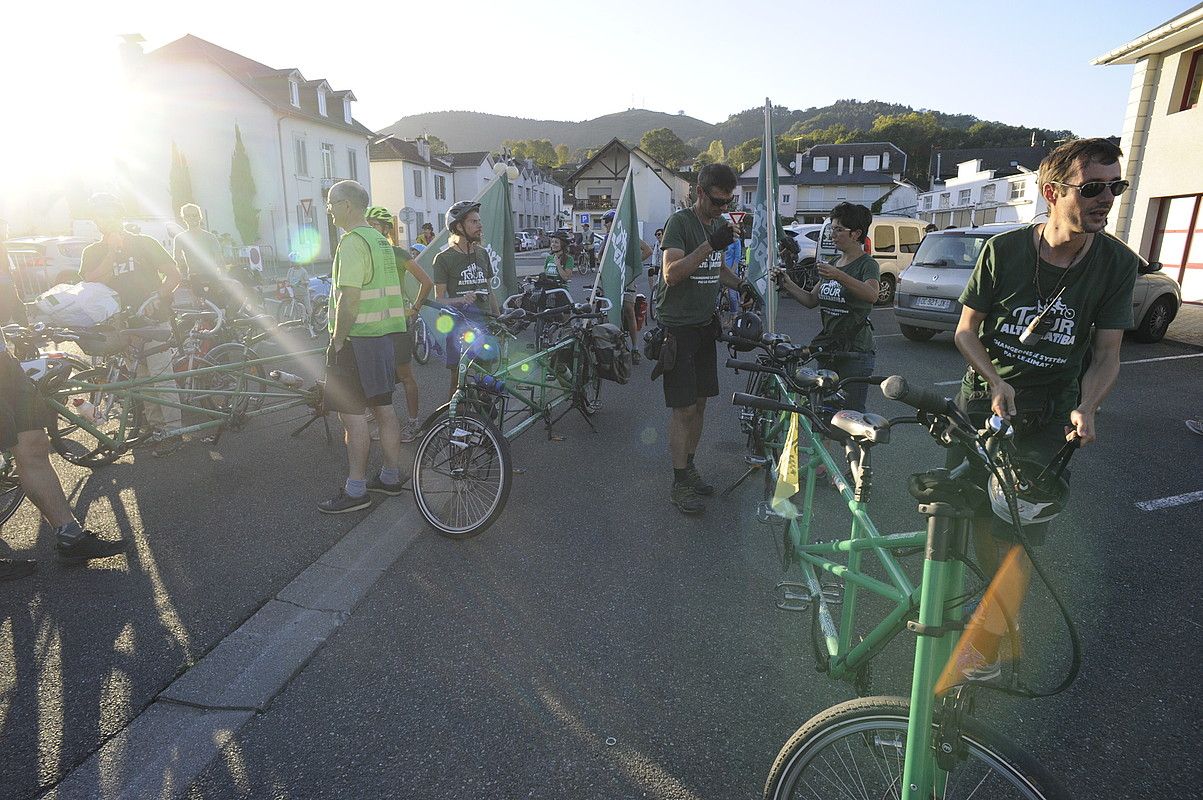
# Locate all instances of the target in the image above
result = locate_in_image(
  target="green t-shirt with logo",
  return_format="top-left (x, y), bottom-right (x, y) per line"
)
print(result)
top-left (959, 225), bottom-right (1137, 417)
top-left (813, 254), bottom-right (880, 354)
top-left (655, 208), bottom-right (725, 327)
top-left (80, 233), bottom-right (174, 310)
top-left (431, 246), bottom-right (494, 311)
top-left (542, 253), bottom-right (574, 278)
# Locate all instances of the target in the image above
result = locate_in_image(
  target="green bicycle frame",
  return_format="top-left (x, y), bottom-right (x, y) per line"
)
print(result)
top-left (752, 373), bottom-right (970, 797)
top-left (47, 348), bottom-right (325, 448)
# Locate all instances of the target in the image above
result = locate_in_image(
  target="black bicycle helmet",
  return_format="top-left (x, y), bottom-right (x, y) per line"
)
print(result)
top-left (602, 209), bottom-right (616, 222)
top-left (729, 311), bottom-right (763, 351)
top-left (446, 200), bottom-right (481, 232)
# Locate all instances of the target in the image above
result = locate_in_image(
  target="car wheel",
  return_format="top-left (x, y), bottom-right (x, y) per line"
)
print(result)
top-left (876, 273), bottom-right (896, 306)
top-left (900, 324), bottom-right (938, 342)
top-left (1131, 295), bottom-right (1177, 343)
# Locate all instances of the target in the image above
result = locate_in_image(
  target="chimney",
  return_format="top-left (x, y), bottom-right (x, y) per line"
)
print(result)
top-left (415, 136), bottom-right (431, 162)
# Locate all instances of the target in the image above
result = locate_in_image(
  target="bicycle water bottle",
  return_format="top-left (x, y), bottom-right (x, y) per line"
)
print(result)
top-left (269, 369), bottom-right (305, 388)
top-left (72, 397), bottom-right (101, 423)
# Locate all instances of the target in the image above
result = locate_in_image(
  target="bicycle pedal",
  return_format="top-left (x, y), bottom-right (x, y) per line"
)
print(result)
top-left (756, 500), bottom-right (792, 524)
top-left (775, 581), bottom-right (812, 612)
top-left (818, 583), bottom-right (843, 606)
top-left (744, 454), bottom-right (770, 467)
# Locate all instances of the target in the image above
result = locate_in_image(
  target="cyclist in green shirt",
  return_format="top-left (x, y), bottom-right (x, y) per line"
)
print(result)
top-left (543, 231), bottom-right (574, 283)
top-left (320, 180), bottom-right (410, 515)
top-left (656, 163), bottom-right (753, 514)
top-left (950, 138), bottom-right (1137, 677)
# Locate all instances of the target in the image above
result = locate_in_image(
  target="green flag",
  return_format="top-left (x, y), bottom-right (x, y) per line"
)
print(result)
top-left (746, 100), bottom-right (780, 331)
top-left (404, 174), bottom-right (517, 328)
top-left (592, 173), bottom-right (641, 327)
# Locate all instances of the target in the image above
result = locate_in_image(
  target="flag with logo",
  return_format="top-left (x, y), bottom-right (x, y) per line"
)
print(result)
top-left (746, 99), bottom-right (780, 331)
top-left (591, 170), bottom-right (641, 327)
top-left (770, 411), bottom-right (802, 519)
top-left (405, 174), bottom-right (518, 327)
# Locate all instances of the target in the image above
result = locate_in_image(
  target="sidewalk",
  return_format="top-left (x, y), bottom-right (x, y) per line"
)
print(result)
top-left (1166, 302), bottom-right (1203, 348)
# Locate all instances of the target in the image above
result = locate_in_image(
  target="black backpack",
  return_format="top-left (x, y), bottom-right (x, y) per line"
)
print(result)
top-left (590, 323), bottom-right (632, 384)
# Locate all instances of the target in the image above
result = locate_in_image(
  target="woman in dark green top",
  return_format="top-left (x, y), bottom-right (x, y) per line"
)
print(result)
top-left (774, 202), bottom-right (881, 411)
top-left (543, 232), bottom-right (574, 283)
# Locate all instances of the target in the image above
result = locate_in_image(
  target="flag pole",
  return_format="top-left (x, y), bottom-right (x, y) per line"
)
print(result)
top-left (765, 98), bottom-right (779, 333)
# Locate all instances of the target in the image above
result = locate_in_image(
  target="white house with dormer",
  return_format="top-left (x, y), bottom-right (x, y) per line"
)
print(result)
top-left (117, 34), bottom-right (374, 264)
top-left (369, 136), bottom-right (456, 245)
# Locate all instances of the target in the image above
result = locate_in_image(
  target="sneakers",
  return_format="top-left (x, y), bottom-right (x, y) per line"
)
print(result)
top-left (399, 420), bottom-right (421, 443)
top-left (685, 464), bottom-right (716, 496)
top-left (1187, 419), bottom-right (1203, 436)
top-left (317, 490), bottom-right (372, 515)
top-left (955, 644), bottom-right (1002, 682)
top-left (671, 481), bottom-right (705, 515)
top-left (0, 558), bottom-right (37, 581)
top-left (367, 475), bottom-right (406, 496)
top-left (55, 532), bottom-right (126, 562)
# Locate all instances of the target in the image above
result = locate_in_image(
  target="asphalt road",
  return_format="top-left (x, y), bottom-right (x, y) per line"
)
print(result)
top-left (3, 269), bottom-right (1201, 799)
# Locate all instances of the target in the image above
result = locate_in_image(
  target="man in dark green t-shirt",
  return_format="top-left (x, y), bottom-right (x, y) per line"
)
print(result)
top-left (657, 163), bottom-right (753, 515)
top-left (951, 138), bottom-right (1137, 674)
top-left (431, 200), bottom-right (499, 400)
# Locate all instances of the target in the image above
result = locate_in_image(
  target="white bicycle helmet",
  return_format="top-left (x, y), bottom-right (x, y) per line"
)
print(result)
top-left (988, 458), bottom-right (1069, 526)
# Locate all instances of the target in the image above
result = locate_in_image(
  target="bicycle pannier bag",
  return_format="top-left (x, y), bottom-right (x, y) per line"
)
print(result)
top-left (590, 322), bottom-right (631, 384)
top-left (33, 282), bottom-right (121, 327)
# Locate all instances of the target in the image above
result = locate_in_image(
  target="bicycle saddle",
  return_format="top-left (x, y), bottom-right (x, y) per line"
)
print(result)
top-left (830, 410), bottom-right (891, 444)
top-left (907, 468), bottom-right (987, 510)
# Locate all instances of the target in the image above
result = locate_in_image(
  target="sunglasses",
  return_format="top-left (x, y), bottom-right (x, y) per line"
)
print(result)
top-left (704, 191), bottom-right (735, 208)
top-left (1051, 179), bottom-right (1129, 198)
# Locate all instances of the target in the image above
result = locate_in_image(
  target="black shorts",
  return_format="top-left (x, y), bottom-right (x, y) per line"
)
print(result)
top-left (393, 328), bottom-right (413, 367)
top-left (662, 319), bottom-right (719, 408)
top-left (944, 391), bottom-right (1072, 545)
top-left (323, 336), bottom-right (397, 414)
top-left (0, 351), bottom-right (52, 450)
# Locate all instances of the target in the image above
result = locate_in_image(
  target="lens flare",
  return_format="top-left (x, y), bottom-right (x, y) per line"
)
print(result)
top-left (462, 330), bottom-right (477, 345)
top-left (436, 314), bottom-right (454, 334)
top-left (291, 227), bottom-right (322, 264)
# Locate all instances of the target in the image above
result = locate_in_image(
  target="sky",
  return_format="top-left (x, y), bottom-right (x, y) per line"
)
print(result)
top-left (0, 0), bottom-right (1191, 179)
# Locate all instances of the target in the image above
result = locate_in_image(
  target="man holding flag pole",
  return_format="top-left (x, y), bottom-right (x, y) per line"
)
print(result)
top-left (655, 163), bottom-right (755, 515)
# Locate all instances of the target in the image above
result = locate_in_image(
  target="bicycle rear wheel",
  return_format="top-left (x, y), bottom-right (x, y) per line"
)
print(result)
top-left (204, 342), bottom-right (269, 413)
top-left (413, 412), bottom-right (511, 539)
top-left (764, 696), bottom-right (1069, 800)
top-left (1, 450), bottom-right (25, 526)
top-left (574, 341), bottom-right (602, 415)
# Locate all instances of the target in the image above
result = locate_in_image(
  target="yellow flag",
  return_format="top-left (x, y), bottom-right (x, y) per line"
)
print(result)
top-left (771, 412), bottom-right (801, 519)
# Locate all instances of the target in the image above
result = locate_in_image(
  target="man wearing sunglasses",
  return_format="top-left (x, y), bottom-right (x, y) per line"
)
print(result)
top-left (656, 163), bottom-right (753, 515)
top-left (948, 138), bottom-right (1138, 673)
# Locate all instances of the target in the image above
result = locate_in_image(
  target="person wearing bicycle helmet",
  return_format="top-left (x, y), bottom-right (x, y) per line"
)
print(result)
top-left (431, 200), bottom-right (497, 398)
top-left (365, 205), bottom-right (434, 442)
top-left (543, 231), bottom-right (574, 283)
top-left (320, 181), bottom-right (410, 514)
top-left (417, 222), bottom-right (436, 246)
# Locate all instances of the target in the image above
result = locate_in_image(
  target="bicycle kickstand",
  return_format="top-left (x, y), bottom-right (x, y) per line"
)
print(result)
top-left (721, 454), bottom-right (770, 496)
top-left (291, 410), bottom-right (332, 443)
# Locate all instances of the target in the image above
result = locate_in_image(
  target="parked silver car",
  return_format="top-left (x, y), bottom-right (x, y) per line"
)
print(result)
top-left (894, 223), bottom-right (1182, 343)
top-left (4, 235), bottom-right (96, 299)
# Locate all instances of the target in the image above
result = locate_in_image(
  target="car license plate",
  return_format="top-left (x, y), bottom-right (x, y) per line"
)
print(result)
top-left (913, 296), bottom-right (952, 311)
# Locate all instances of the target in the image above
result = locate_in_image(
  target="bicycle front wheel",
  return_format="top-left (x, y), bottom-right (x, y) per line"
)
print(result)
top-left (0, 450), bottom-right (26, 526)
top-left (49, 367), bottom-right (140, 467)
top-left (574, 344), bottom-right (602, 415)
top-left (204, 343), bottom-right (268, 412)
top-left (765, 696), bottom-right (1069, 800)
top-left (413, 412), bottom-right (511, 539)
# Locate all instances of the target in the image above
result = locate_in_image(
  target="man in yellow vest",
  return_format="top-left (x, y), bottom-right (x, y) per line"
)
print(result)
top-left (320, 180), bottom-right (409, 514)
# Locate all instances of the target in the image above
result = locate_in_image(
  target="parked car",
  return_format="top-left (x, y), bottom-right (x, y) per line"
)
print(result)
top-left (520, 227), bottom-right (548, 249)
top-left (786, 218), bottom-right (928, 304)
top-left (894, 223), bottom-right (1182, 343)
top-left (3, 235), bottom-right (96, 299)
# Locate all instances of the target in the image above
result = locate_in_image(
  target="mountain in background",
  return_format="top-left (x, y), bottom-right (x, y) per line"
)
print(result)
top-left (379, 109), bottom-right (716, 152)
top-left (379, 100), bottom-right (1034, 154)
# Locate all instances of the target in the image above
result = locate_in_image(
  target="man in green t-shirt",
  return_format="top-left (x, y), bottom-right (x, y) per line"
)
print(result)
top-left (80, 193), bottom-right (184, 455)
top-left (431, 200), bottom-right (499, 400)
top-left (950, 138), bottom-right (1137, 675)
top-left (320, 180), bottom-right (410, 514)
top-left (656, 163), bottom-right (753, 515)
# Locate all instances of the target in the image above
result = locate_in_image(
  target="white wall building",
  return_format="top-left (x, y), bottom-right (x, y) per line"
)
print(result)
top-left (566, 139), bottom-right (683, 239)
top-left (1094, 4), bottom-right (1203, 303)
top-left (445, 151), bottom-right (497, 206)
top-left (917, 160), bottom-right (1046, 229)
top-left (368, 136), bottom-right (455, 245)
top-left (509, 161), bottom-right (564, 232)
top-left (788, 143), bottom-right (915, 223)
top-left (121, 34), bottom-right (373, 264)
top-left (737, 158), bottom-right (797, 218)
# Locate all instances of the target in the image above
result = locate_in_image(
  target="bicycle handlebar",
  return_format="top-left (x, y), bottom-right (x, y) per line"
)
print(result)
top-left (731, 391), bottom-right (800, 415)
top-left (880, 375), bottom-right (956, 416)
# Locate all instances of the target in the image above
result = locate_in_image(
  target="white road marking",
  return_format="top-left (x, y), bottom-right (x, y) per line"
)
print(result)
top-left (935, 379), bottom-right (962, 386)
top-left (1135, 490), bottom-right (1203, 512)
top-left (1120, 352), bottom-right (1203, 366)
